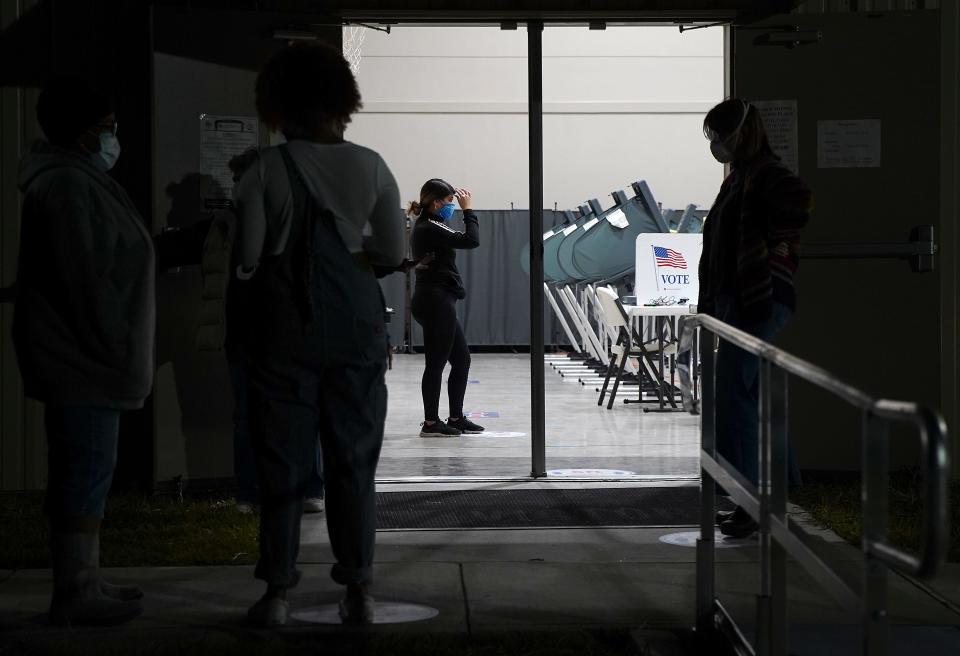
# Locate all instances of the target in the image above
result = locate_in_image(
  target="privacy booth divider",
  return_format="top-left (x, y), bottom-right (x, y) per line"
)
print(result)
top-left (379, 209), bottom-right (569, 349)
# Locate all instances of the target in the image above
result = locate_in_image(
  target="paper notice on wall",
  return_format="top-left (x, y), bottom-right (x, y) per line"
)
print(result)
top-left (199, 114), bottom-right (259, 208)
top-left (817, 119), bottom-right (881, 168)
top-left (753, 100), bottom-right (799, 175)
top-left (606, 208), bottom-right (630, 229)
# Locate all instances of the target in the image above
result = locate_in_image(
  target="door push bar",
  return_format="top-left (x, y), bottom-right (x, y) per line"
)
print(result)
top-left (799, 225), bottom-right (937, 273)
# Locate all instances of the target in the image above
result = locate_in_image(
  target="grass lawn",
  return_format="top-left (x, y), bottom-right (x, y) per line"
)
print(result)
top-left (0, 491), bottom-right (259, 569)
top-left (791, 472), bottom-right (960, 563)
top-left (2, 474), bottom-right (956, 569)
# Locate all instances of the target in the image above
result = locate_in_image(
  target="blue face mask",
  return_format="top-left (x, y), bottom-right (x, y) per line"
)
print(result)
top-left (97, 133), bottom-right (121, 170)
top-left (436, 202), bottom-right (456, 221)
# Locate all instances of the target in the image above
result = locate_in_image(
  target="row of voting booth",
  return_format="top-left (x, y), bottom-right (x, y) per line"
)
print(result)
top-left (522, 180), bottom-right (705, 411)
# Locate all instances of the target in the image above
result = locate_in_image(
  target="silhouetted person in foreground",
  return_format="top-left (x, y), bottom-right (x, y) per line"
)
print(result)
top-left (234, 43), bottom-right (403, 626)
top-left (699, 98), bottom-right (812, 538)
top-left (14, 76), bottom-right (154, 625)
top-left (195, 150), bottom-right (326, 515)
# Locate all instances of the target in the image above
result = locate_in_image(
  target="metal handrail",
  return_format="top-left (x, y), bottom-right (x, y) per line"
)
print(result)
top-left (680, 313), bottom-right (951, 656)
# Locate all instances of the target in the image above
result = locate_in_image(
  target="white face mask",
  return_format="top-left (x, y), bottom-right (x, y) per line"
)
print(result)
top-left (708, 100), bottom-right (750, 164)
top-left (710, 139), bottom-right (736, 164)
top-left (96, 132), bottom-right (121, 170)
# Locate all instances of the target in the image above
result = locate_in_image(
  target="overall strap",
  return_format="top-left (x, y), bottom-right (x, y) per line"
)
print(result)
top-left (276, 144), bottom-right (318, 325)
top-left (276, 143), bottom-right (358, 327)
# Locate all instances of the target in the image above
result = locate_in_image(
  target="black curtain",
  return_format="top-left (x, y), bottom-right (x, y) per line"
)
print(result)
top-left (379, 210), bottom-right (569, 349)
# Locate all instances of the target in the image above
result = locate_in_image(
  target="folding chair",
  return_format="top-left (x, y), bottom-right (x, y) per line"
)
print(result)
top-left (594, 287), bottom-right (676, 409)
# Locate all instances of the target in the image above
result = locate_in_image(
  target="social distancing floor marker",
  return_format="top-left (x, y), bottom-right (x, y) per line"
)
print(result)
top-left (470, 431), bottom-right (526, 438)
top-left (291, 602), bottom-right (439, 625)
top-left (464, 411), bottom-right (500, 418)
top-left (658, 530), bottom-right (756, 548)
top-left (547, 468), bottom-right (639, 477)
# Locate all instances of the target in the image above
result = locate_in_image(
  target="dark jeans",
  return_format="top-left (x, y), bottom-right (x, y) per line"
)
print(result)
top-left (246, 338), bottom-right (387, 588)
top-left (714, 299), bottom-right (793, 488)
top-left (411, 284), bottom-right (471, 421)
top-left (43, 405), bottom-right (121, 520)
top-left (228, 361), bottom-right (323, 504)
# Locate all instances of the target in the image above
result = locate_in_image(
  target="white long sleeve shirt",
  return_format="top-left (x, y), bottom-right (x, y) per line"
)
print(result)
top-left (233, 140), bottom-right (404, 274)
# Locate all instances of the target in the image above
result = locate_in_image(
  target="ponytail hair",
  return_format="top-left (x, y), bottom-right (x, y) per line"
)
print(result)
top-left (406, 200), bottom-right (423, 217)
top-left (409, 178), bottom-right (456, 217)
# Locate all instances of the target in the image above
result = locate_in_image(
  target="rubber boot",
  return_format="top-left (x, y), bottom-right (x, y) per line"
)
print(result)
top-left (48, 518), bottom-right (142, 626)
top-left (92, 525), bottom-right (143, 601)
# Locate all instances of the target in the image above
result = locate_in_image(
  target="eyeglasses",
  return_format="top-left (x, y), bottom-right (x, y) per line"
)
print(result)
top-left (645, 296), bottom-right (677, 307)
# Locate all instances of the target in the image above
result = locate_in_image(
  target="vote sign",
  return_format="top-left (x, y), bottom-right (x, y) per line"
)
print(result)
top-left (634, 233), bottom-right (703, 303)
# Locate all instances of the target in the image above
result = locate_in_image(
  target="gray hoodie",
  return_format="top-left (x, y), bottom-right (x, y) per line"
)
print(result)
top-left (14, 141), bottom-right (156, 409)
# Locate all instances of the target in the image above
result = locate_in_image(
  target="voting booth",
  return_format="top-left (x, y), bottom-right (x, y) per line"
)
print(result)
top-left (520, 209), bottom-right (576, 279)
top-left (543, 204), bottom-right (600, 283)
top-left (571, 181), bottom-right (672, 283)
top-left (553, 198), bottom-right (606, 283)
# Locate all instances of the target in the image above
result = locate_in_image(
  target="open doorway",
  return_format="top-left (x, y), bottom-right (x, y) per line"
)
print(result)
top-left (345, 24), bottom-right (725, 481)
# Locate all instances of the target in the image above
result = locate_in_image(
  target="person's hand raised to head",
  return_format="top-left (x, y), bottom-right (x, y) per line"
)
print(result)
top-left (455, 188), bottom-right (472, 211)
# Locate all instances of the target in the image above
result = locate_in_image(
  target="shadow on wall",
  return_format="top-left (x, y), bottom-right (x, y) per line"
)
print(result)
top-left (155, 173), bottom-right (235, 488)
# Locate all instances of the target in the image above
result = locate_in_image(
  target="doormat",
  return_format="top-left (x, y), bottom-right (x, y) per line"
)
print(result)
top-left (375, 487), bottom-right (726, 529)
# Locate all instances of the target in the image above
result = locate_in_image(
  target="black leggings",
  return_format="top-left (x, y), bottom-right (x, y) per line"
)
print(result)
top-left (411, 284), bottom-right (471, 421)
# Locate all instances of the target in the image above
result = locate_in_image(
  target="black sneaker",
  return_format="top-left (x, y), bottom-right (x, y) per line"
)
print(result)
top-left (719, 506), bottom-right (758, 539)
top-left (448, 417), bottom-right (485, 434)
top-left (419, 420), bottom-right (461, 438)
top-left (715, 509), bottom-right (735, 524)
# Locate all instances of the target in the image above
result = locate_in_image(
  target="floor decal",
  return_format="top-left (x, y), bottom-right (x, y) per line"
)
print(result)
top-left (547, 468), bottom-right (639, 477)
top-left (658, 530), bottom-right (755, 548)
top-left (464, 411), bottom-right (499, 418)
top-left (291, 602), bottom-right (439, 625)
top-left (471, 431), bottom-right (526, 438)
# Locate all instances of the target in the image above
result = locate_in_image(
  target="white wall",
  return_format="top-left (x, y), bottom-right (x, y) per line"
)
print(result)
top-left (346, 25), bottom-right (725, 212)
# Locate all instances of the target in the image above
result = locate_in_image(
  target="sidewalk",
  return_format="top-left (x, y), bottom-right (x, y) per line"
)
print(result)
top-left (2, 509), bottom-right (959, 655)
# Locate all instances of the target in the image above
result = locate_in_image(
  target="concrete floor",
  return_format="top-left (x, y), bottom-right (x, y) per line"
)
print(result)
top-left (3, 356), bottom-right (957, 653)
top-left (2, 510), bottom-right (958, 654)
top-left (379, 354), bottom-right (699, 480)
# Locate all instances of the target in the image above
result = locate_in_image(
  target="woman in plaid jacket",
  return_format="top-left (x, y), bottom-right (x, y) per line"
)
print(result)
top-left (698, 98), bottom-right (813, 539)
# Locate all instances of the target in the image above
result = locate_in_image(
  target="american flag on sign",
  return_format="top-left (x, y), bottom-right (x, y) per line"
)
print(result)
top-left (653, 246), bottom-right (687, 269)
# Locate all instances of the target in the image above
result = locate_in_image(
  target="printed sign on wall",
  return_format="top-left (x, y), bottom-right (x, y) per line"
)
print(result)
top-left (634, 233), bottom-right (703, 304)
top-left (199, 114), bottom-right (259, 208)
top-left (817, 119), bottom-right (882, 168)
top-left (752, 100), bottom-right (799, 175)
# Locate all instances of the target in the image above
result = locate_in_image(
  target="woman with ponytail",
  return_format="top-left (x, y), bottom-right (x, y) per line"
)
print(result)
top-left (407, 179), bottom-right (483, 437)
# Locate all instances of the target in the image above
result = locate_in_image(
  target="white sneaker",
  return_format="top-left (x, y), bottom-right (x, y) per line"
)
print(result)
top-left (247, 595), bottom-right (288, 627)
top-left (303, 497), bottom-right (325, 513)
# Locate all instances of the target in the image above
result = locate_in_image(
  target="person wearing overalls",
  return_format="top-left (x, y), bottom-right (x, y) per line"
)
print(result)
top-left (233, 43), bottom-right (404, 625)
